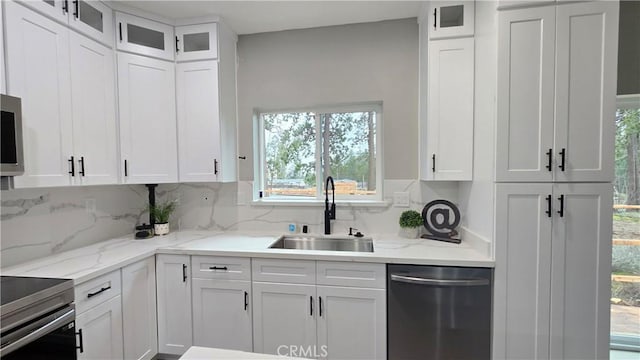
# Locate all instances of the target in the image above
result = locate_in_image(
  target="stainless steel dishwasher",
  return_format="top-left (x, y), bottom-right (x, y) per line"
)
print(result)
top-left (387, 264), bottom-right (493, 360)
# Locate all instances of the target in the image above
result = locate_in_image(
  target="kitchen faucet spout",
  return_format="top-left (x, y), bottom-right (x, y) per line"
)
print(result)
top-left (325, 176), bottom-right (336, 235)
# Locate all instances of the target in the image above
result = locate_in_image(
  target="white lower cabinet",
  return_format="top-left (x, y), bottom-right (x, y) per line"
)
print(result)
top-left (156, 254), bottom-right (192, 355)
top-left (252, 282), bottom-right (317, 356)
top-left (494, 183), bottom-right (613, 360)
top-left (76, 295), bottom-right (124, 360)
top-left (121, 257), bottom-right (158, 360)
top-left (252, 259), bottom-right (386, 360)
top-left (192, 278), bottom-right (253, 351)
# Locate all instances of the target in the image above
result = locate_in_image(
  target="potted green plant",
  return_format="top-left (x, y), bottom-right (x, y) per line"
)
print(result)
top-left (399, 210), bottom-right (423, 238)
top-left (149, 200), bottom-right (177, 236)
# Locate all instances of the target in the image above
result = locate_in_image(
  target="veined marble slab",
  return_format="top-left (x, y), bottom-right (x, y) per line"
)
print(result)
top-left (2, 229), bottom-right (493, 286)
top-left (180, 346), bottom-right (308, 360)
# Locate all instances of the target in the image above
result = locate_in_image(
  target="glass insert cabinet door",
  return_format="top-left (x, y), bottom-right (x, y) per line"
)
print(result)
top-left (68, 0), bottom-right (113, 46)
top-left (175, 23), bottom-right (218, 62)
top-left (428, 1), bottom-right (475, 39)
top-left (115, 11), bottom-right (175, 61)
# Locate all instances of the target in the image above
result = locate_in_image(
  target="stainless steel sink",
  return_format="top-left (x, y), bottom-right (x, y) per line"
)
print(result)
top-left (268, 235), bottom-right (374, 252)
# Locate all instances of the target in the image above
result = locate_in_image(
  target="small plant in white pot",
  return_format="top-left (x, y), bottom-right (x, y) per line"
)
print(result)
top-left (399, 210), bottom-right (423, 239)
top-left (149, 200), bottom-right (176, 236)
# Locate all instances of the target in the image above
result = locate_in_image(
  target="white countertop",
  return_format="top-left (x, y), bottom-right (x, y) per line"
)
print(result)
top-left (1, 230), bottom-right (493, 284)
top-left (180, 346), bottom-right (308, 359)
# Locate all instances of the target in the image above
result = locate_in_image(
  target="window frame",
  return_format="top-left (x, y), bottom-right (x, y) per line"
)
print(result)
top-left (254, 103), bottom-right (384, 204)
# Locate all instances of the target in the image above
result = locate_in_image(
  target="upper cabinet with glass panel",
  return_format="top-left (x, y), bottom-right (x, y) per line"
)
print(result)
top-left (428, 1), bottom-right (475, 39)
top-left (115, 12), bottom-right (174, 61)
top-left (176, 23), bottom-right (218, 62)
top-left (20, 0), bottom-right (113, 46)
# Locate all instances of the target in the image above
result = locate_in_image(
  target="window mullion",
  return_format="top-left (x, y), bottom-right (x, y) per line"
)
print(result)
top-left (315, 112), bottom-right (323, 200)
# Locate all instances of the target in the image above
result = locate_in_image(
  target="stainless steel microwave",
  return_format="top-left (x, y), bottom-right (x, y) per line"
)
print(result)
top-left (1, 94), bottom-right (24, 176)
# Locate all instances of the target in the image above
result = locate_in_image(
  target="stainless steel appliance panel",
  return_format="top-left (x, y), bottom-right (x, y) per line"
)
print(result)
top-left (388, 264), bottom-right (493, 360)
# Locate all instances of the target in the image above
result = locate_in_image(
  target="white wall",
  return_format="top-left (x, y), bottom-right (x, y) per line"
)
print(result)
top-left (458, 1), bottom-right (498, 245)
top-left (236, 18), bottom-right (420, 181)
top-left (0, 185), bottom-right (146, 267)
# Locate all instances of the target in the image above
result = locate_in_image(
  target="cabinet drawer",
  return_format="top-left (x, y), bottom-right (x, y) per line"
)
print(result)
top-left (191, 256), bottom-right (251, 280)
top-left (251, 258), bottom-right (315, 284)
top-left (317, 262), bottom-right (386, 289)
top-left (75, 270), bottom-right (122, 314)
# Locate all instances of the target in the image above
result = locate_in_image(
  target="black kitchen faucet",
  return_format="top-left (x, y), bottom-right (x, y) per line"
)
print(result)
top-left (324, 176), bottom-right (336, 235)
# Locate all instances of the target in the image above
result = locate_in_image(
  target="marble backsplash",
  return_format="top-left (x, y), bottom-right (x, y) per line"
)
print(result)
top-left (156, 180), bottom-right (460, 237)
top-left (1, 185), bottom-right (148, 267)
top-left (1, 179), bottom-right (462, 268)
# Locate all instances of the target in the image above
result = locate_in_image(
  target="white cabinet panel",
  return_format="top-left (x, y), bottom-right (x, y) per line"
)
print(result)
top-left (192, 278), bottom-right (252, 352)
top-left (252, 282), bottom-right (316, 355)
top-left (69, 31), bottom-right (118, 185)
top-left (156, 254), bottom-right (192, 355)
top-left (191, 256), bottom-right (251, 280)
top-left (5, 1), bottom-right (74, 188)
top-left (76, 295), bottom-right (124, 360)
top-left (554, 2), bottom-right (618, 182)
top-left (115, 12), bottom-right (174, 61)
top-left (252, 258), bottom-right (316, 284)
top-left (19, 0), bottom-right (69, 24)
top-left (122, 257), bottom-right (158, 360)
top-left (317, 286), bottom-right (386, 360)
top-left (496, 6), bottom-right (555, 182)
top-left (75, 269), bottom-right (121, 315)
top-left (424, 37), bottom-right (474, 181)
top-left (176, 60), bottom-right (221, 182)
top-left (175, 23), bottom-right (218, 62)
top-left (117, 52), bottom-right (177, 184)
top-left (494, 184), bottom-right (552, 360)
top-left (550, 183), bottom-right (612, 360)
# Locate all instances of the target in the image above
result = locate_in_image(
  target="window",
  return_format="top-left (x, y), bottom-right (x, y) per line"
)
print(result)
top-left (256, 104), bottom-right (382, 202)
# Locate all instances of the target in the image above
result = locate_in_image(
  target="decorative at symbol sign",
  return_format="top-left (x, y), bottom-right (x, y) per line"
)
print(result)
top-left (421, 200), bottom-right (460, 237)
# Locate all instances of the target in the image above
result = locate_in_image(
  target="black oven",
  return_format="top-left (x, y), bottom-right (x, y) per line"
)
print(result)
top-left (0, 276), bottom-right (77, 359)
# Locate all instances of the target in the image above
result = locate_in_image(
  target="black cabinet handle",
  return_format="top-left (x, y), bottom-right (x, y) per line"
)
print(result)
top-left (62, 0), bottom-right (69, 14)
top-left (244, 291), bottom-right (248, 311)
top-left (557, 194), bottom-right (565, 218)
top-left (432, 154), bottom-right (436, 172)
top-left (68, 156), bottom-right (75, 176)
top-left (176, 36), bottom-right (180, 53)
top-left (319, 296), bottom-right (323, 317)
top-left (214, 159), bottom-right (219, 175)
top-left (79, 156), bottom-right (85, 176)
top-left (558, 148), bottom-right (566, 171)
top-left (546, 149), bottom-right (552, 171)
top-left (433, 8), bottom-right (437, 29)
top-left (124, 159), bottom-right (128, 177)
top-left (310, 296), bottom-right (313, 316)
top-left (87, 285), bottom-right (111, 298)
top-left (72, 0), bottom-right (78, 18)
top-left (209, 266), bottom-right (228, 271)
top-left (545, 195), bottom-right (552, 217)
top-left (76, 329), bottom-right (84, 353)
top-left (119, 22), bottom-right (123, 42)
top-left (182, 264), bottom-right (188, 282)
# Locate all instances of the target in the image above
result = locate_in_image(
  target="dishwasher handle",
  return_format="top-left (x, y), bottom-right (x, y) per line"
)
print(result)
top-left (390, 274), bottom-right (490, 286)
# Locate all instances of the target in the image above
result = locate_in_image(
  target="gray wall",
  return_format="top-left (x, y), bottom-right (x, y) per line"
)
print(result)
top-left (236, 18), bottom-right (419, 180)
top-left (618, 0), bottom-right (640, 95)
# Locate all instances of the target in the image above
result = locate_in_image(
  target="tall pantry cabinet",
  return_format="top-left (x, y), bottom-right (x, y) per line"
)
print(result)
top-left (493, 2), bottom-right (619, 360)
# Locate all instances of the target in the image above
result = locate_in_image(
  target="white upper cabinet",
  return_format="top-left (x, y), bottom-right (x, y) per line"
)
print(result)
top-left (115, 12), bottom-right (174, 61)
top-left (20, 0), bottom-right (113, 46)
top-left (5, 1), bottom-right (74, 188)
top-left (553, 1), bottom-right (618, 182)
top-left (117, 52), bottom-right (178, 184)
top-left (423, 37), bottom-right (474, 181)
top-left (69, 31), bottom-right (118, 185)
top-left (175, 23), bottom-right (218, 62)
top-left (176, 60), bottom-right (224, 182)
top-left (496, 2), bottom-right (618, 182)
top-left (496, 6), bottom-right (555, 182)
top-left (428, 1), bottom-right (475, 39)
